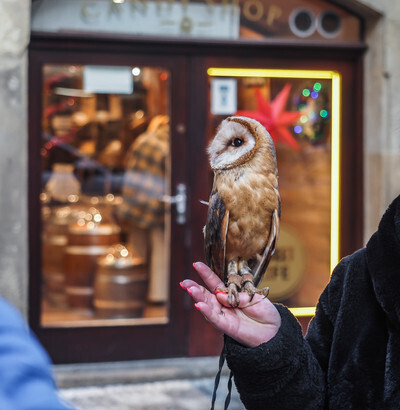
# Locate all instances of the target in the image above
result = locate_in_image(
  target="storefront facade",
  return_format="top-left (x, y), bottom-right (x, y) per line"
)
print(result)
top-left (1, 0), bottom-right (398, 364)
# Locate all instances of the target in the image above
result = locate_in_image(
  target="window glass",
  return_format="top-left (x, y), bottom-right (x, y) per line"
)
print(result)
top-left (208, 68), bottom-right (340, 313)
top-left (41, 64), bottom-right (171, 327)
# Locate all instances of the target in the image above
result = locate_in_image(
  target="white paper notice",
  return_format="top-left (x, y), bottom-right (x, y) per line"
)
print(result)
top-left (83, 66), bottom-right (133, 94)
top-left (211, 78), bottom-right (237, 115)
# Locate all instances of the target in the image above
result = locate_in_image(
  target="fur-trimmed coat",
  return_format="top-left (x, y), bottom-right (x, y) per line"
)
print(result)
top-left (225, 194), bottom-right (400, 409)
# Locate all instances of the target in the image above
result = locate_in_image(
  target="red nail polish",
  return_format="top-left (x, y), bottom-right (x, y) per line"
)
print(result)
top-left (187, 288), bottom-right (193, 296)
top-left (179, 282), bottom-right (186, 289)
top-left (194, 304), bottom-right (201, 311)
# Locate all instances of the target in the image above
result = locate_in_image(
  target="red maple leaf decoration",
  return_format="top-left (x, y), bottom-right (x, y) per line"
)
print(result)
top-left (235, 84), bottom-right (302, 150)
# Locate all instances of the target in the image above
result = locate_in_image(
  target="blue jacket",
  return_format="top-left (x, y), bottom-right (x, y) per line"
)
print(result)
top-left (0, 296), bottom-right (71, 409)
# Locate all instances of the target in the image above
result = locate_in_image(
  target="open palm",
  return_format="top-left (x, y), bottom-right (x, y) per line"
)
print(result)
top-left (181, 262), bottom-right (281, 348)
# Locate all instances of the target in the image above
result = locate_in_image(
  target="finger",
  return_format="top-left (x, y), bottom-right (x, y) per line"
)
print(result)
top-left (180, 281), bottom-right (206, 300)
top-left (180, 279), bottom-right (199, 289)
top-left (188, 285), bottom-right (212, 304)
top-left (193, 262), bottom-right (224, 291)
top-left (181, 280), bottom-right (219, 307)
top-left (216, 290), bottom-right (254, 308)
top-left (191, 286), bottom-right (225, 313)
top-left (241, 293), bottom-right (267, 309)
top-left (194, 301), bottom-right (232, 333)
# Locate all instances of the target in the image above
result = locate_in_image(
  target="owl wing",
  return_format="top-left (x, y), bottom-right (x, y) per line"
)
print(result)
top-left (204, 191), bottom-right (229, 282)
top-left (252, 208), bottom-right (280, 287)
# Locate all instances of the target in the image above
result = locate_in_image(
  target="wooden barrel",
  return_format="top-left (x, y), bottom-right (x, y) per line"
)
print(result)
top-left (68, 224), bottom-right (121, 246)
top-left (94, 247), bottom-right (148, 318)
top-left (64, 223), bottom-right (121, 310)
top-left (42, 233), bottom-right (68, 307)
top-left (41, 203), bottom-right (87, 307)
top-left (64, 245), bottom-right (109, 310)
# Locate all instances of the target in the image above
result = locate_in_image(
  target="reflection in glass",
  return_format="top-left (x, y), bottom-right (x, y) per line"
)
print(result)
top-left (208, 69), bottom-right (340, 313)
top-left (40, 64), bottom-right (171, 327)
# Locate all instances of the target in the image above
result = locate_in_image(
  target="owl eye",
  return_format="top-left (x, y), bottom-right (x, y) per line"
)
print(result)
top-left (232, 138), bottom-right (244, 147)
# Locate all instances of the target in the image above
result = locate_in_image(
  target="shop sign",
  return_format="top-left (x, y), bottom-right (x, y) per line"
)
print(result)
top-left (31, 0), bottom-right (240, 39)
top-left (32, 0), bottom-right (358, 42)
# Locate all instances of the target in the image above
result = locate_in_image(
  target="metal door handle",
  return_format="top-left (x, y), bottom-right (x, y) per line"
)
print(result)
top-left (161, 183), bottom-right (187, 224)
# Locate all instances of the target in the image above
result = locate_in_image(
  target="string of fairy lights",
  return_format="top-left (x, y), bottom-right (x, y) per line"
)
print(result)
top-left (292, 81), bottom-right (330, 143)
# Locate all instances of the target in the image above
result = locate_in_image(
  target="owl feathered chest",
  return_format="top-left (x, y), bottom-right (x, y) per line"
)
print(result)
top-left (212, 166), bottom-right (277, 259)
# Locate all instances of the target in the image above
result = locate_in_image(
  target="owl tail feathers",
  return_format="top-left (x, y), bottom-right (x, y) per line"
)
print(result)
top-left (252, 209), bottom-right (280, 287)
top-left (210, 343), bottom-right (233, 410)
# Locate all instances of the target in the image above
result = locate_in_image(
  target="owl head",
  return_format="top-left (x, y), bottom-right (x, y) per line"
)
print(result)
top-left (207, 116), bottom-right (277, 171)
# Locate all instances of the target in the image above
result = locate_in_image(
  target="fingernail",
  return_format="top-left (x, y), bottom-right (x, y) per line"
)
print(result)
top-left (179, 282), bottom-right (186, 289)
top-left (194, 303), bottom-right (201, 311)
top-left (187, 287), bottom-right (193, 296)
top-left (192, 262), bottom-right (199, 269)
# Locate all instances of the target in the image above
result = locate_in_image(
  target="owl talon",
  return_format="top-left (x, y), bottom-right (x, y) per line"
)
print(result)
top-left (228, 283), bottom-right (241, 307)
top-left (215, 283), bottom-right (241, 307)
top-left (243, 280), bottom-right (270, 300)
top-left (226, 273), bottom-right (242, 307)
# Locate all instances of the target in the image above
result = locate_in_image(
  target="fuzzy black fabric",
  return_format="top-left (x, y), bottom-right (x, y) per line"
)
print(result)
top-left (225, 195), bottom-right (400, 409)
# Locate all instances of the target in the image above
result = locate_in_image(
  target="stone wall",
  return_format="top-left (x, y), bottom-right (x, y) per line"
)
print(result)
top-left (0, 0), bottom-right (30, 315)
top-left (361, 0), bottom-right (400, 240)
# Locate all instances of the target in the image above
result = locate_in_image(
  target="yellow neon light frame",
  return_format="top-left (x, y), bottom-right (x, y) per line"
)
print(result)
top-left (207, 67), bottom-right (341, 317)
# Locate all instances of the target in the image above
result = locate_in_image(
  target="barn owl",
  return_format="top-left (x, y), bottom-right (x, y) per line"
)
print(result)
top-left (204, 116), bottom-right (280, 306)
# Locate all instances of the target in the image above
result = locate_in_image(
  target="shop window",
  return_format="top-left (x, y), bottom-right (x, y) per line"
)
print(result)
top-left (40, 64), bottom-right (172, 327)
top-left (208, 67), bottom-right (340, 315)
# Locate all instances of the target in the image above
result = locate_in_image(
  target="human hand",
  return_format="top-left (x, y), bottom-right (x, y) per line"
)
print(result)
top-left (181, 262), bottom-right (281, 348)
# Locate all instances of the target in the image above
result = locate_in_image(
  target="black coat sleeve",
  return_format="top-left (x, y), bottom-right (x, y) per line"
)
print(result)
top-left (224, 257), bottom-right (354, 410)
top-left (224, 304), bottom-right (327, 409)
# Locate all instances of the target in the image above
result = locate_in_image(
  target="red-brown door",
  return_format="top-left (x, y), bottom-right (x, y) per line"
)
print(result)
top-left (29, 43), bottom-right (191, 363)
